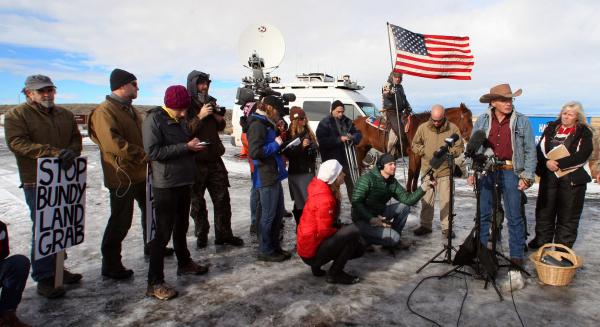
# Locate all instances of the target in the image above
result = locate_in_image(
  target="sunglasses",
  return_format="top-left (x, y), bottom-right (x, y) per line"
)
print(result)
top-left (431, 117), bottom-right (446, 124)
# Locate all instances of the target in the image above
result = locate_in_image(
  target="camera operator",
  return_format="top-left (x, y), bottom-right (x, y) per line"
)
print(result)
top-left (411, 105), bottom-right (464, 238)
top-left (186, 70), bottom-right (243, 249)
top-left (351, 154), bottom-right (434, 250)
top-left (282, 107), bottom-right (319, 225)
top-left (467, 84), bottom-right (536, 291)
top-left (381, 71), bottom-right (412, 152)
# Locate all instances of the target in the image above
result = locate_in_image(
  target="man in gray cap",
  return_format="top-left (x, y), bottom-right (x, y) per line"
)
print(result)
top-left (4, 75), bottom-right (83, 298)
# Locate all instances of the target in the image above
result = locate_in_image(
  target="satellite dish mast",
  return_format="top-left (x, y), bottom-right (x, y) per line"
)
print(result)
top-left (238, 23), bottom-right (285, 82)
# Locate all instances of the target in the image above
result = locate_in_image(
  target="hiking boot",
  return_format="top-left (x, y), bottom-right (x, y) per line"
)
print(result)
top-left (276, 248), bottom-right (292, 259)
top-left (326, 271), bottom-right (361, 285)
top-left (0, 310), bottom-right (31, 327)
top-left (177, 261), bottom-right (209, 276)
top-left (249, 223), bottom-right (257, 236)
top-left (413, 226), bottom-right (432, 236)
top-left (146, 283), bottom-right (178, 300)
top-left (442, 230), bottom-right (456, 239)
top-left (257, 252), bottom-right (287, 262)
top-left (395, 240), bottom-right (411, 250)
top-left (63, 269), bottom-right (83, 284)
top-left (37, 278), bottom-right (66, 299)
top-left (215, 235), bottom-right (244, 246)
top-left (144, 246), bottom-right (175, 257)
top-left (102, 267), bottom-right (134, 280)
top-left (196, 237), bottom-right (208, 249)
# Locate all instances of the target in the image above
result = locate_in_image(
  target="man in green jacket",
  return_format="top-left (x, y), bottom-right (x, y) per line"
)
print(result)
top-left (351, 154), bottom-right (433, 249)
top-left (4, 75), bottom-right (82, 298)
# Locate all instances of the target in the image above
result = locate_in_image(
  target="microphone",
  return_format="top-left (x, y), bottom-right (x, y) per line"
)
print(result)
top-left (444, 133), bottom-right (460, 146)
top-left (465, 130), bottom-right (488, 157)
top-left (422, 147), bottom-right (448, 178)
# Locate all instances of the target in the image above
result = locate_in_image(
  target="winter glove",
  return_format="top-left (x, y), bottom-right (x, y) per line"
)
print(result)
top-left (420, 174), bottom-right (436, 192)
top-left (369, 215), bottom-right (391, 227)
top-left (58, 149), bottom-right (77, 170)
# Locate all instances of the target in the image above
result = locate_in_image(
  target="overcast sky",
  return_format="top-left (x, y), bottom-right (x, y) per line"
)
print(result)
top-left (1, 0), bottom-right (599, 115)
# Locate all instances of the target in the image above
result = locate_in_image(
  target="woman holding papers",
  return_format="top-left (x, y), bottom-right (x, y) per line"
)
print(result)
top-left (529, 101), bottom-right (594, 249)
top-left (282, 107), bottom-right (319, 226)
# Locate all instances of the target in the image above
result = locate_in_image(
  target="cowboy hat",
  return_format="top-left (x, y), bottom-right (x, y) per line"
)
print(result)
top-left (479, 83), bottom-right (522, 103)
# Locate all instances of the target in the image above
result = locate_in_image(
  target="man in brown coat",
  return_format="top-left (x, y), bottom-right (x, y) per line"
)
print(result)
top-left (411, 104), bottom-right (464, 237)
top-left (88, 69), bottom-right (172, 280)
top-left (4, 75), bottom-right (83, 298)
top-left (186, 70), bottom-right (243, 248)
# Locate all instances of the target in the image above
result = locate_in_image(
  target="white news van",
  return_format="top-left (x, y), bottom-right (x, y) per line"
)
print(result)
top-left (231, 73), bottom-right (378, 147)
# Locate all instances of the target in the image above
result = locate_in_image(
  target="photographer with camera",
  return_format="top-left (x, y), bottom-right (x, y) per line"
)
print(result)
top-left (351, 154), bottom-right (434, 250)
top-left (411, 105), bottom-right (464, 238)
top-left (316, 100), bottom-right (362, 199)
top-left (186, 70), bottom-right (243, 249)
top-left (467, 83), bottom-right (536, 292)
top-left (282, 107), bottom-right (319, 225)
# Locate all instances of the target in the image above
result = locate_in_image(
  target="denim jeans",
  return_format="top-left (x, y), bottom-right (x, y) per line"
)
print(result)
top-left (257, 182), bottom-right (284, 255)
top-left (250, 185), bottom-right (258, 226)
top-left (23, 186), bottom-right (55, 282)
top-left (355, 202), bottom-right (410, 246)
top-left (478, 170), bottom-right (525, 259)
top-left (0, 255), bottom-right (30, 313)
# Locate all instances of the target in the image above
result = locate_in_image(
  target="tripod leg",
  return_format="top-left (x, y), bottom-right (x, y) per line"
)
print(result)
top-left (416, 246), bottom-right (448, 273)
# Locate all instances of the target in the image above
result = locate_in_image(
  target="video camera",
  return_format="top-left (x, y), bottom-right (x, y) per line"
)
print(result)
top-left (235, 52), bottom-right (296, 118)
top-left (203, 95), bottom-right (227, 116)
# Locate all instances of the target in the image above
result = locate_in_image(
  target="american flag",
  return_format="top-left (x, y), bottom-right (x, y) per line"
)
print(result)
top-left (388, 24), bottom-right (474, 80)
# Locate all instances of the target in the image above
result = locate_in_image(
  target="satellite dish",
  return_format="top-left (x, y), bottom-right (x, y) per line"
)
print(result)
top-left (238, 23), bottom-right (285, 70)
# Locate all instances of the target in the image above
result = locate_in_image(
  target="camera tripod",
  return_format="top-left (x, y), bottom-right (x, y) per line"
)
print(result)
top-left (441, 161), bottom-right (529, 301)
top-left (416, 152), bottom-right (458, 273)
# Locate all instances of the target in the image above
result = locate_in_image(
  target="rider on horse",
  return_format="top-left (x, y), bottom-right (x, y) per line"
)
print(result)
top-left (381, 71), bottom-right (412, 155)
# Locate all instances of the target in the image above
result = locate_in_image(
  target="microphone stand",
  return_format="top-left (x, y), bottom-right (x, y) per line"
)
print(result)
top-left (416, 151), bottom-right (457, 273)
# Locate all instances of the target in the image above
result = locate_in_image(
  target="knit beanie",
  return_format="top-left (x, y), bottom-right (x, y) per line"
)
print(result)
top-left (317, 159), bottom-right (343, 184)
top-left (377, 153), bottom-right (395, 169)
top-left (110, 68), bottom-right (137, 91)
top-left (164, 85), bottom-right (191, 110)
top-left (331, 100), bottom-right (344, 112)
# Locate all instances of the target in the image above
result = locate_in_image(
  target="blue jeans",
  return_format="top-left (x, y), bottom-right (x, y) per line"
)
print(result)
top-left (478, 171), bottom-right (525, 259)
top-left (24, 186), bottom-right (55, 282)
top-left (257, 182), bottom-right (284, 255)
top-left (355, 203), bottom-right (410, 246)
top-left (250, 185), bottom-right (258, 226)
top-left (0, 255), bottom-right (30, 313)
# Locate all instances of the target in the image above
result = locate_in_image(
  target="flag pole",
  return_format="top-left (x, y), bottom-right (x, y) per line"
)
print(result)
top-left (385, 22), bottom-right (407, 177)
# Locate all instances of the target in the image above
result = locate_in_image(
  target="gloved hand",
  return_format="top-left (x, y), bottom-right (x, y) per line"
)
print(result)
top-left (58, 149), bottom-right (77, 170)
top-left (421, 174), bottom-right (436, 192)
top-left (369, 215), bottom-right (391, 227)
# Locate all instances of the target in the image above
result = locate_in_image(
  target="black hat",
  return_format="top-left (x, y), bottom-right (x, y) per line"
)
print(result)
top-left (262, 95), bottom-right (283, 112)
top-left (110, 68), bottom-right (137, 91)
top-left (377, 153), bottom-right (395, 170)
top-left (331, 100), bottom-right (344, 112)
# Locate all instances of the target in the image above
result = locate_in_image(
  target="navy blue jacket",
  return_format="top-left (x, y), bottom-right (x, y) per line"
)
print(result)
top-left (316, 115), bottom-right (362, 168)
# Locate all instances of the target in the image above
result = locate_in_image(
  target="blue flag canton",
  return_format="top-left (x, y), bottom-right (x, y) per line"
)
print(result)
top-left (391, 25), bottom-right (428, 56)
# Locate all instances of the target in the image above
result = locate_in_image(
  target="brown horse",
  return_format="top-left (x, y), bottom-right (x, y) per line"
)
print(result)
top-left (354, 103), bottom-right (473, 192)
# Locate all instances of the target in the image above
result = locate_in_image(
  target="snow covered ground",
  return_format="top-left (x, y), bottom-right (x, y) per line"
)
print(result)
top-left (2, 131), bottom-right (600, 327)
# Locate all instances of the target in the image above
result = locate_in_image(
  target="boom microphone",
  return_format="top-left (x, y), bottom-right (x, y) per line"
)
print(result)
top-left (444, 133), bottom-right (460, 146)
top-left (465, 130), bottom-right (488, 157)
top-left (422, 148), bottom-right (448, 178)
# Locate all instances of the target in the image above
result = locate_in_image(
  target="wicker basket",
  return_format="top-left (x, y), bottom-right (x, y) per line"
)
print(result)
top-left (529, 243), bottom-right (583, 286)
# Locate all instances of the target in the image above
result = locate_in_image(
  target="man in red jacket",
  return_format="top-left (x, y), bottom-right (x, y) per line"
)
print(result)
top-left (296, 160), bottom-right (364, 284)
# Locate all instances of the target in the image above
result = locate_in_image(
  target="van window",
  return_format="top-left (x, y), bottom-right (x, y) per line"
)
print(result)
top-left (344, 104), bottom-right (363, 120)
top-left (357, 102), bottom-right (377, 117)
top-left (302, 101), bottom-right (331, 121)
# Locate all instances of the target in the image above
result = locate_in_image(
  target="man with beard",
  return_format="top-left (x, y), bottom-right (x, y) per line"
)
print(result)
top-left (4, 75), bottom-right (82, 298)
top-left (186, 71), bottom-right (243, 249)
top-left (89, 69), bottom-right (173, 281)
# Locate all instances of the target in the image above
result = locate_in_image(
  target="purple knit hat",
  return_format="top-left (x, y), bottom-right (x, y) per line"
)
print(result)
top-left (164, 85), bottom-right (190, 110)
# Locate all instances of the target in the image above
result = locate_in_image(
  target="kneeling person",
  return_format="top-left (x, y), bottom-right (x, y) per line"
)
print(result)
top-left (351, 154), bottom-right (433, 249)
top-left (297, 160), bottom-right (364, 285)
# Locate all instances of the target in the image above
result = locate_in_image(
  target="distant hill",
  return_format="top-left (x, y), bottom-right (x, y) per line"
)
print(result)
top-left (0, 104), bottom-right (234, 134)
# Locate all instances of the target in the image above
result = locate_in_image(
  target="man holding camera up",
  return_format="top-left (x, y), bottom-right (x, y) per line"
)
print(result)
top-left (411, 105), bottom-right (464, 238)
top-left (186, 70), bottom-right (243, 249)
top-left (351, 154), bottom-right (434, 250)
top-left (467, 84), bottom-right (536, 291)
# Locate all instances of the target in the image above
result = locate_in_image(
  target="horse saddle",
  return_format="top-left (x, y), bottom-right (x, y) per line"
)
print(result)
top-left (365, 115), bottom-right (387, 131)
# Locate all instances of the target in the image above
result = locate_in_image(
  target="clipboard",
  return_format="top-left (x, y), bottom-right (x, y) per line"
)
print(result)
top-left (546, 144), bottom-right (575, 177)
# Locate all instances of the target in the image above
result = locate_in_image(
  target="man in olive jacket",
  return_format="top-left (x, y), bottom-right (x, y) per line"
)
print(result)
top-left (4, 75), bottom-right (82, 298)
top-left (89, 68), bottom-right (172, 280)
top-left (351, 154), bottom-right (433, 249)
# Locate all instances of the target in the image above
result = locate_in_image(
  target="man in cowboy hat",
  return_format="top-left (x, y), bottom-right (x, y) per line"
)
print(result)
top-left (467, 83), bottom-right (536, 292)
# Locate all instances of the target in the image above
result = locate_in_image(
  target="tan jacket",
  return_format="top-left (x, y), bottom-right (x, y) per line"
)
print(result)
top-left (4, 102), bottom-right (82, 184)
top-left (411, 119), bottom-right (464, 178)
top-left (88, 96), bottom-right (148, 188)
top-left (589, 128), bottom-right (600, 177)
